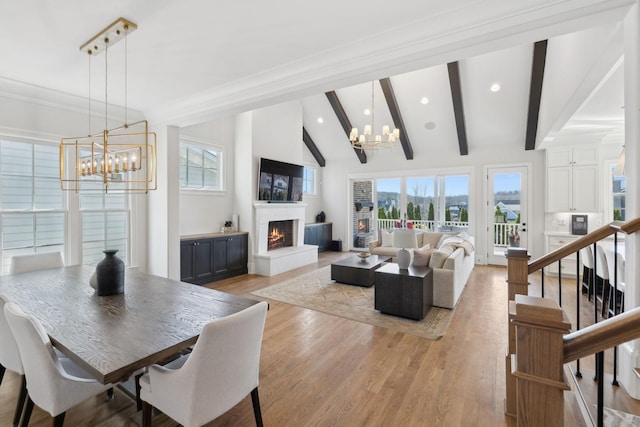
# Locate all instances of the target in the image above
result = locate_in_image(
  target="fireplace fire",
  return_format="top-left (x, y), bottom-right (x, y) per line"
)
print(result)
top-left (268, 220), bottom-right (294, 250)
top-left (358, 219), bottom-right (370, 233)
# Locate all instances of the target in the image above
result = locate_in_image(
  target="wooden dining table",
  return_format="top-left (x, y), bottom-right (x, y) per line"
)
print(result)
top-left (0, 265), bottom-right (260, 385)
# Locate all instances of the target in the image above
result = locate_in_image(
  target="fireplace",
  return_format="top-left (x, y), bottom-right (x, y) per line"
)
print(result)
top-left (358, 219), bottom-right (370, 234)
top-left (268, 220), bottom-right (294, 250)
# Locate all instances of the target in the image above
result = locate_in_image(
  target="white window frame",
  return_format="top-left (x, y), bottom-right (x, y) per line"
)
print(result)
top-left (302, 164), bottom-right (317, 197)
top-left (0, 137), bottom-right (66, 274)
top-left (604, 160), bottom-right (626, 222)
top-left (179, 137), bottom-right (225, 193)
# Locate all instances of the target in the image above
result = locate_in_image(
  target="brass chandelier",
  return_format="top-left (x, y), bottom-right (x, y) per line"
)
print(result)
top-left (349, 81), bottom-right (399, 151)
top-left (60, 18), bottom-right (157, 193)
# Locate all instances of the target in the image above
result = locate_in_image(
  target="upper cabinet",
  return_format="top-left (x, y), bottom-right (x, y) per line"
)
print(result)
top-left (546, 145), bottom-right (599, 213)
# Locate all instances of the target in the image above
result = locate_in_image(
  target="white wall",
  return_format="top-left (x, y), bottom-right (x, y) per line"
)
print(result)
top-left (302, 146), bottom-right (325, 224)
top-left (322, 144), bottom-right (545, 261)
top-left (179, 116), bottom-right (236, 236)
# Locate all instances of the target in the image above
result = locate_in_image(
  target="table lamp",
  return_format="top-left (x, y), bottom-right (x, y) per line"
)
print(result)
top-left (393, 229), bottom-right (418, 270)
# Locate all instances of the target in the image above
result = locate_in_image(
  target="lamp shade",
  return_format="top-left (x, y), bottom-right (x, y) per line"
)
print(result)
top-left (393, 229), bottom-right (418, 249)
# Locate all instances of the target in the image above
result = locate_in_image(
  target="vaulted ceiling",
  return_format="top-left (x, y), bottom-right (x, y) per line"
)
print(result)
top-left (0, 0), bottom-right (630, 163)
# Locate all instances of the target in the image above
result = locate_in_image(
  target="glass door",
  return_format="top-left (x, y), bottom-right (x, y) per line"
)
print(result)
top-left (487, 167), bottom-right (528, 265)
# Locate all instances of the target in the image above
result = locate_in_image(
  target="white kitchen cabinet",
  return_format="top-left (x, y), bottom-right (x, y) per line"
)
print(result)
top-left (546, 145), bottom-right (599, 212)
top-left (544, 234), bottom-right (579, 277)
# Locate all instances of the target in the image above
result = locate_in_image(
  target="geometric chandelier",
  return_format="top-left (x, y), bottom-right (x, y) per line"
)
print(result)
top-left (60, 18), bottom-right (157, 193)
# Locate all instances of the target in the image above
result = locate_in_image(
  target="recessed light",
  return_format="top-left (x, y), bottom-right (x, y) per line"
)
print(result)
top-left (420, 97), bottom-right (429, 105)
top-left (424, 122), bottom-right (436, 130)
top-left (490, 83), bottom-right (501, 92)
top-left (317, 117), bottom-right (324, 124)
top-left (364, 108), bottom-right (371, 116)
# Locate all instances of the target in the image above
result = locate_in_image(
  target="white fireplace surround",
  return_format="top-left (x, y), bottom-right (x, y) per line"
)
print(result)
top-left (253, 202), bottom-right (317, 276)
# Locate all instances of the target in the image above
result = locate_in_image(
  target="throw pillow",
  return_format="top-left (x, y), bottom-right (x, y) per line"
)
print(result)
top-left (429, 245), bottom-right (454, 269)
top-left (413, 245), bottom-right (433, 267)
top-left (381, 230), bottom-right (394, 247)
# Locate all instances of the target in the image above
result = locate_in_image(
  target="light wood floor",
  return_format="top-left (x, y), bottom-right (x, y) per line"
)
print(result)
top-left (0, 252), bottom-right (635, 426)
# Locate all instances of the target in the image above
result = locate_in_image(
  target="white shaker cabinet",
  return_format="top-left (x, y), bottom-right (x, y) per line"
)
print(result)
top-left (546, 145), bottom-right (599, 212)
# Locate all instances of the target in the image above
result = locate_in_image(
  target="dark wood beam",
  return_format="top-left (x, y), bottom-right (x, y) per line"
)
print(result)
top-left (379, 78), bottom-right (413, 160)
top-left (325, 91), bottom-right (367, 164)
top-left (447, 62), bottom-right (469, 156)
top-left (525, 40), bottom-right (548, 151)
top-left (302, 127), bottom-right (326, 167)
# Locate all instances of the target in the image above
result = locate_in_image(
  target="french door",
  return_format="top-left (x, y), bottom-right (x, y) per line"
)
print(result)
top-left (486, 166), bottom-right (528, 266)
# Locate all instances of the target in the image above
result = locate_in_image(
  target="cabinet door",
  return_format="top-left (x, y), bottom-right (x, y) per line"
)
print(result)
top-left (180, 241), bottom-right (196, 282)
top-left (193, 239), bottom-right (214, 282)
top-left (572, 145), bottom-right (598, 165)
top-left (304, 226), bottom-right (311, 245)
top-left (573, 165), bottom-right (599, 212)
top-left (227, 236), bottom-right (245, 271)
top-left (213, 238), bottom-right (229, 275)
top-left (320, 224), bottom-right (331, 250)
top-left (547, 167), bottom-right (572, 212)
top-left (547, 147), bottom-right (572, 167)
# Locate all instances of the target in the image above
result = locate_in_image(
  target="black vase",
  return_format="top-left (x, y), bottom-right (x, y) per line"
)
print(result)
top-left (319, 211), bottom-right (326, 223)
top-left (96, 249), bottom-right (125, 296)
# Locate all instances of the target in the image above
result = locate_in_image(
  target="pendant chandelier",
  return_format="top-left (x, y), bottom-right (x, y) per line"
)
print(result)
top-left (349, 81), bottom-right (399, 151)
top-left (60, 18), bottom-right (157, 193)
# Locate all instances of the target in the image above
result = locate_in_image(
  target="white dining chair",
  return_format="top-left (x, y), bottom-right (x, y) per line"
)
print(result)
top-left (0, 294), bottom-right (28, 427)
top-left (139, 301), bottom-right (269, 427)
top-left (579, 246), bottom-right (594, 301)
top-left (595, 245), bottom-right (610, 318)
top-left (9, 252), bottom-right (64, 275)
top-left (605, 249), bottom-right (625, 317)
top-left (4, 301), bottom-right (114, 427)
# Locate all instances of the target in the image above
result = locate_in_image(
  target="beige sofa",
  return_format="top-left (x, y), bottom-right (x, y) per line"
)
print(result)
top-left (368, 230), bottom-right (475, 309)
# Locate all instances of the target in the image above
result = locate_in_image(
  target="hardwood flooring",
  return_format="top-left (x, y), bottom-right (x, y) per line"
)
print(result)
top-left (0, 252), bottom-right (636, 426)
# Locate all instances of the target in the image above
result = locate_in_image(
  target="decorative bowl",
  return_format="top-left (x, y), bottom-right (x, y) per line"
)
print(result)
top-left (357, 252), bottom-right (371, 260)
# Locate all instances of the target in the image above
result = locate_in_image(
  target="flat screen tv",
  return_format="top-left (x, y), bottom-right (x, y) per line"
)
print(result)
top-left (258, 158), bottom-right (304, 202)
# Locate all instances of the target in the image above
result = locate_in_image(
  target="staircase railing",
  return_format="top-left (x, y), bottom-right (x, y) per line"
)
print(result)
top-left (505, 217), bottom-right (640, 426)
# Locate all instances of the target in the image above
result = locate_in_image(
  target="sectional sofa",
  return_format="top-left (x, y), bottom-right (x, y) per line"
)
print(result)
top-left (368, 230), bottom-right (475, 309)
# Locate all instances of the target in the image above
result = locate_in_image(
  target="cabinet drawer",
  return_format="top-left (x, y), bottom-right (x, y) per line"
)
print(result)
top-left (548, 236), bottom-right (576, 246)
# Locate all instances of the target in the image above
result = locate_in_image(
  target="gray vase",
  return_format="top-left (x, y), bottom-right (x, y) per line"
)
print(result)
top-left (96, 249), bottom-right (125, 296)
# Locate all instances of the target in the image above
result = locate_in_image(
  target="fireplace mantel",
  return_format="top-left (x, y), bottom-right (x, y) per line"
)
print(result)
top-left (253, 202), bottom-right (317, 275)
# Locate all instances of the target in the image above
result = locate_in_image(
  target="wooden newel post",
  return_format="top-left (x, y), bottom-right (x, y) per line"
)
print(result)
top-left (510, 295), bottom-right (571, 427)
top-left (505, 248), bottom-right (530, 417)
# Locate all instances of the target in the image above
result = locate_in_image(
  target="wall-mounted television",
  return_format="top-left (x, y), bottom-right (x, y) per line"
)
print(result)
top-left (258, 158), bottom-right (304, 202)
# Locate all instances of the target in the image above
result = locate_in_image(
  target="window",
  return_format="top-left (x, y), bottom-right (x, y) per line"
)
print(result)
top-left (80, 187), bottom-right (130, 265)
top-left (0, 139), bottom-right (65, 274)
top-left (303, 166), bottom-right (316, 195)
top-left (611, 166), bottom-right (626, 221)
top-left (179, 141), bottom-right (223, 191)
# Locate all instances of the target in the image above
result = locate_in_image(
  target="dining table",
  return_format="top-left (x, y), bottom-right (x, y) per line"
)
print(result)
top-left (0, 265), bottom-right (261, 385)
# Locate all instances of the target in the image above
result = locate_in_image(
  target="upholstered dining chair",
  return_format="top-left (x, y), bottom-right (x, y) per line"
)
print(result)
top-left (594, 245), bottom-right (610, 318)
top-left (9, 252), bottom-right (64, 275)
top-left (579, 246), bottom-right (595, 301)
top-left (139, 301), bottom-right (269, 427)
top-left (0, 294), bottom-right (28, 427)
top-left (605, 249), bottom-right (625, 318)
top-left (4, 301), bottom-right (114, 427)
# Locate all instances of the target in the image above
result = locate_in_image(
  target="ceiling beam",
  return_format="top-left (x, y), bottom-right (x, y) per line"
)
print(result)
top-left (379, 78), bottom-right (413, 160)
top-left (302, 127), bottom-right (326, 167)
top-left (525, 40), bottom-right (548, 151)
top-left (447, 62), bottom-right (469, 156)
top-left (325, 91), bottom-right (367, 164)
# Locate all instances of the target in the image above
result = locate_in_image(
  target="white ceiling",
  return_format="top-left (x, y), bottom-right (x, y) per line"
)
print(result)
top-left (0, 0), bottom-right (632, 161)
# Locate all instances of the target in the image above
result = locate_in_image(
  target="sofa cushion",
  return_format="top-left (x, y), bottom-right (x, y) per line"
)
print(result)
top-left (429, 245), bottom-right (454, 269)
top-left (381, 230), bottom-right (394, 247)
top-left (421, 232), bottom-right (444, 249)
top-left (412, 245), bottom-right (433, 267)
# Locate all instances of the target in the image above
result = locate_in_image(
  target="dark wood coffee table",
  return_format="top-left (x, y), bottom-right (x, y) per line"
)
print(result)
top-left (331, 255), bottom-right (391, 287)
top-left (374, 263), bottom-right (433, 320)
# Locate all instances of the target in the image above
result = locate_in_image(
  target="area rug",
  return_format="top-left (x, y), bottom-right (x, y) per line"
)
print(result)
top-left (601, 406), bottom-right (640, 427)
top-left (251, 266), bottom-right (454, 340)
